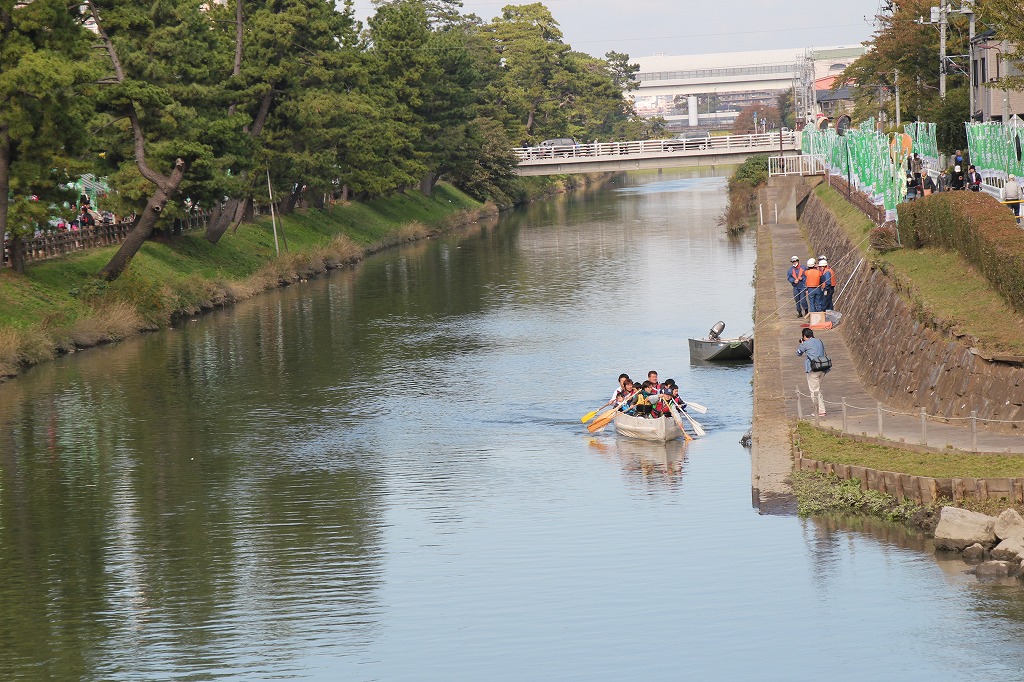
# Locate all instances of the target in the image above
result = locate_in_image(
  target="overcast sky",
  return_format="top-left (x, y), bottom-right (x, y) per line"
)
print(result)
top-left (350, 0), bottom-right (884, 58)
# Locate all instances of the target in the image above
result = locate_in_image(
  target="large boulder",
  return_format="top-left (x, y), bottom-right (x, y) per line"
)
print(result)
top-left (994, 509), bottom-right (1024, 540)
top-left (974, 560), bottom-right (1019, 579)
top-left (991, 536), bottom-right (1024, 562)
top-left (933, 507), bottom-right (997, 551)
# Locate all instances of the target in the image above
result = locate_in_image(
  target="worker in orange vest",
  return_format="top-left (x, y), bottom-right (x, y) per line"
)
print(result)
top-left (804, 258), bottom-right (822, 312)
top-left (819, 257), bottom-right (837, 310)
top-left (786, 255), bottom-right (808, 318)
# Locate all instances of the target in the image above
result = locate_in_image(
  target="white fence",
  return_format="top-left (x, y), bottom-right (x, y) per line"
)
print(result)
top-left (768, 154), bottom-right (827, 177)
top-left (512, 132), bottom-right (799, 162)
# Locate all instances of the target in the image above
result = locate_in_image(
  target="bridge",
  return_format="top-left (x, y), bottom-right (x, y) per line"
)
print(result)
top-left (512, 132), bottom-right (800, 176)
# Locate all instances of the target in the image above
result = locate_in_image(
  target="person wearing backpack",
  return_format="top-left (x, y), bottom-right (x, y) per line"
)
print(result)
top-left (797, 328), bottom-right (830, 416)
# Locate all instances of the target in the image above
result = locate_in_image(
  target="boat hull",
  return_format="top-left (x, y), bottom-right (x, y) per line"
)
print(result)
top-left (688, 336), bottom-right (754, 362)
top-left (613, 413), bottom-right (684, 442)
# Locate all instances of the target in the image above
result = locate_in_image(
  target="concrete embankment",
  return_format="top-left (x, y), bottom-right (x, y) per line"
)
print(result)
top-left (750, 176), bottom-right (1024, 511)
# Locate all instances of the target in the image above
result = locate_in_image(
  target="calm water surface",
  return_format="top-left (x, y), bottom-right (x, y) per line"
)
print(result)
top-left (3, 169), bottom-right (1024, 680)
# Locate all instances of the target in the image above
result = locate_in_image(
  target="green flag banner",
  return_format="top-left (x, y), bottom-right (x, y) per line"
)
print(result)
top-left (966, 121), bottom-right (1024, 180)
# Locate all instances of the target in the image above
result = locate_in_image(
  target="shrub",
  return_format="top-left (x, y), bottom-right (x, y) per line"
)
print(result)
top-left (869, 222), bottom-right (902, 252)
top-left (898, 191), bottom-right (1024, 313)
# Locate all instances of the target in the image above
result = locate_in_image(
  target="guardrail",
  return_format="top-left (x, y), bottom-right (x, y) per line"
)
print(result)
top-left (768, 154), bottom-right (827, 177)
top-left (512, 132), bottom-right (799, 162)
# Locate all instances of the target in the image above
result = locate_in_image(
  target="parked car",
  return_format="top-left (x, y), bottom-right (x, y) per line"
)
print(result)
top-left (528, 137), bottom-right (580, 158)
top-left (663, 131), bottom-right (711, 151)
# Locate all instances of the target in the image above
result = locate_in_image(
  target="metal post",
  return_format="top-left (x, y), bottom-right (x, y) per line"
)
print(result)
top-left (796, 389), bottom-right (803, 420)
top-left (842, 397), bottom-right (848, 432)
top-left (920, 407), bottom-right (927, 445)
top-left (971, 410), bottom-right (978, 451)
top-left (774, 204), bottom-right (778, 223)
top-left (877, 401), bottom-right (884, 437)
top-left (759, 204), bottom-right (763, 225)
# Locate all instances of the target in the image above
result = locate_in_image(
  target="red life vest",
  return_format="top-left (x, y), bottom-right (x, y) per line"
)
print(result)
top-left (788, 265), bottom-right (805, 285)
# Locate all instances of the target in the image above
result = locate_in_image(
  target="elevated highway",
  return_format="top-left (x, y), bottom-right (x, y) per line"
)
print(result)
top-left (513, 132), bottom-right (800, 176)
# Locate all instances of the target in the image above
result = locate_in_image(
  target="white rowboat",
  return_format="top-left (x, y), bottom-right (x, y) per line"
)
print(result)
top-left (613, 413), bottom-right (685, 442)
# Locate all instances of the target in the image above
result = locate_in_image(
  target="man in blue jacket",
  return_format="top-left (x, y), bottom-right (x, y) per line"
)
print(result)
top-left (796, 328), bottom-right (829, 416)
top-left (786, 255), bottom-right (807, 318)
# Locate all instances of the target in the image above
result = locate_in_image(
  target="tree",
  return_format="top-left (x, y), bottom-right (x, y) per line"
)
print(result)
top-left (838, 0), bottom-right (969, 133)
top-left (731, 105), bottom-right (780, 134)
top-left (0, 2), bottom-right (96, 273)
top-left (981, 1), bottom-right (1024, 93)
top-left (605, 51), bottom-right (639, 92)
top-left (86, 0), bottom-right (247, 280)
top-left (777, 88), bottom-right (796, 129)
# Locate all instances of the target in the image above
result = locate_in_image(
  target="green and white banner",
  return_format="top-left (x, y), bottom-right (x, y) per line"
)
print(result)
top-left (802, 124), bottom-right (908, 217)
top-left (903, 122), bottom-right (939, 170)
top-left (966, 120), bottom-right (1024, 180)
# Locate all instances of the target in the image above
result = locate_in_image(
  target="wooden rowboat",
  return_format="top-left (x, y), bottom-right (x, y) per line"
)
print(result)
top-left (613, 413), bottom-right (685, 442)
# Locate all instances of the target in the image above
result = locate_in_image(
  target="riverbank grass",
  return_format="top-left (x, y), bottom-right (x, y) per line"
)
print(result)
top-left (795, 422), bottom-right (1024, 478)
top-left (813, 184), bottom-right (1024, 356)
top-left (0, 184), bottom-right (486, 377)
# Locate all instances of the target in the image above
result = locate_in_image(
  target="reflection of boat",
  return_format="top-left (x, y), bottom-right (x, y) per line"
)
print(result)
top-left (688, 321), bottom-right (753, 362)
top-left (615, 437), bottom-right (687, 468)
top-left (613, 413), bottom-right (684, 442)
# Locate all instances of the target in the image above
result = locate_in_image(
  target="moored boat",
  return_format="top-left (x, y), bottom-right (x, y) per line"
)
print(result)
top-left (688, 321), bottom-right (753, 362)
top-left (613, 413), bottom-right (684, 442)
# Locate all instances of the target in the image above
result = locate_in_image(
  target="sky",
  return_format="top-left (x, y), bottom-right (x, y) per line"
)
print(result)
top-left (350, 0), bottom-right (885, 59)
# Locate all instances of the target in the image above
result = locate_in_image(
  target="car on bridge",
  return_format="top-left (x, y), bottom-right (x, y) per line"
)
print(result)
top-left (663, 132), bottom-right (710, 151)
top-left (528, 138), bottom-right (581, 159)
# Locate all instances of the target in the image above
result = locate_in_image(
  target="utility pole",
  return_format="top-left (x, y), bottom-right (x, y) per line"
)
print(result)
top-left (894, 69), bottom-right (901, 128)
top-left (966, 1), bottom-right (975, 120)
top-left (938, 3), bottom-right (947, 100)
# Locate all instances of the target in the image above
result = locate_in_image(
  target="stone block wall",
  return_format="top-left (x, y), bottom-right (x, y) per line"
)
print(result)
top-left (799, 191), bottom-right (1024, 424)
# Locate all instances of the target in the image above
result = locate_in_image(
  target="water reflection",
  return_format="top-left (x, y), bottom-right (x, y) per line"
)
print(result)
top-left (3, 168), bottom-right (1024, 679)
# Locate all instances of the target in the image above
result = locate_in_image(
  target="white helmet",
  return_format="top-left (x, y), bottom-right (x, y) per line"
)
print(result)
top-left (818, 258), bottom-right (828, 266)
top-left (806, 258), bottom-right (816, 267)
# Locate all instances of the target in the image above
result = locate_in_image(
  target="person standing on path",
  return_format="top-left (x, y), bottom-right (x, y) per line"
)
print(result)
top-left (1003, 174), bottom-right (1021, 220)
top-left (968, 165), bottom-right (983, 192)
top-left (796, 328), bottom-right (829, 416)
top-left (787, 256), bottom-right (807, 318)
top-left (804, 258), bottom-right (822, 312)
top-left (818, 257), bottom-right (835, 311)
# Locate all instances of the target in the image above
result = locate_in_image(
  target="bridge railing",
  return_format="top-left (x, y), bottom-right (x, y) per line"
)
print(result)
top-left (768, 154), bottom-right (827, 177)
top-left (512, 132), bottom-right (800, 162)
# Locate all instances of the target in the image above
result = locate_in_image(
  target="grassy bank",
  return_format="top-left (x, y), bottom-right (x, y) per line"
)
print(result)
top-left (813, 184), bottom-right (1024, 356)
top-left (791, 422), bottom-right (1024, 525)
top-left (0, 175), bottom-right (602, 380)
top-left (720, 155), bottom-right (768, 234)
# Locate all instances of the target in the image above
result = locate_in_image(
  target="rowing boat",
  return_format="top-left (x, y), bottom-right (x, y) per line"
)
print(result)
top-left (613, 413), bottom-right (685, 442)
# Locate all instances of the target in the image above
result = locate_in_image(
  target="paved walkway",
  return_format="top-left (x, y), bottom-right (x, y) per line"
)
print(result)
top-left (766, 219), bottom-right (1024, 454)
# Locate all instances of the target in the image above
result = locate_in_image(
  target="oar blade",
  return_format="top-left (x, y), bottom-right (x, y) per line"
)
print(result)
top-left (587, 410), bottom-right (617, 433)
top-left (683, 401), bottom-right (708, 414)
top-left (580, 408), bottom-right (600, 423)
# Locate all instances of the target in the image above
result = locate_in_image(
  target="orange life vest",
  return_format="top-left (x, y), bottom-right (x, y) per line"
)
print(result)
top-left (804, 267), bottom-right (821, 288)
top-left (822, 266), bottom-right (837, 288)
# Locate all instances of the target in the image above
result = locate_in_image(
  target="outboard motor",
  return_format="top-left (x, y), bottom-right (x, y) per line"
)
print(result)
top-left (708, 321), bottom-right (725, 341)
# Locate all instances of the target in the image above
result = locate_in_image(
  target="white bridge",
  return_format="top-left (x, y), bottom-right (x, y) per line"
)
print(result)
top-left (513, 132), bottom-right (801, 176)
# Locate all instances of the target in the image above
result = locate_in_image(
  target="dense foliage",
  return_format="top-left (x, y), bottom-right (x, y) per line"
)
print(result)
top-left (0, 0), bottom-right (653, 278)
top-left (897, 191), bottom-right (1024, 314)
top-left (837, 0), bottom-right (969, 150)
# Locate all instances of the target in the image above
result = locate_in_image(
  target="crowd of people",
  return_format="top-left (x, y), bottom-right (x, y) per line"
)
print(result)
top-left (606, 371), bottom-right (687, 418)
top-left (905, 151), bottom-right (1022, 221)
top-left (786, 255), bottom-right (836, 317)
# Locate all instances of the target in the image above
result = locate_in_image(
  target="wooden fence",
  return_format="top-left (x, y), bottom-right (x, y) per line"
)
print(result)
top-left (1, 213), bottom-right (207, 270)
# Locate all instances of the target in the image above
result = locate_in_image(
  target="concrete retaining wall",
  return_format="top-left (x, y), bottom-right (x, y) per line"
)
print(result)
top-left (796, 453), bottom-right (1024, 505)
top-left (799, 191), bottom-right (1024, 424)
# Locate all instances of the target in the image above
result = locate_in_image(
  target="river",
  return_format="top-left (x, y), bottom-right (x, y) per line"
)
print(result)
top-left (2, 169), bottom-right (1024, 680)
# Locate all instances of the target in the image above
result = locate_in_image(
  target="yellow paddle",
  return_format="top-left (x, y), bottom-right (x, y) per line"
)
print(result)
top-left (586, 393), bottom-right (635, 433)
top-left (581, 404), bottom-right (608, 423)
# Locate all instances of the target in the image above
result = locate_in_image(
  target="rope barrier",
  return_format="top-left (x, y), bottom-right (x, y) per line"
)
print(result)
top-left (792, 388), bottom-right (1024, 427)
